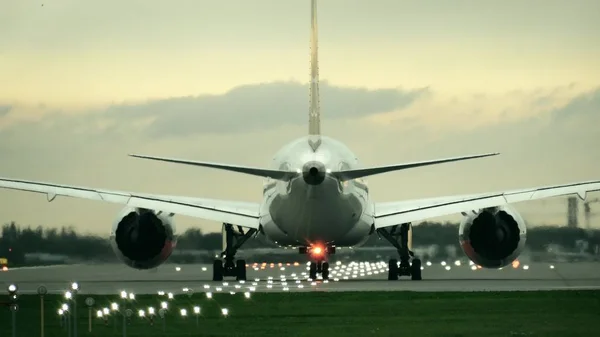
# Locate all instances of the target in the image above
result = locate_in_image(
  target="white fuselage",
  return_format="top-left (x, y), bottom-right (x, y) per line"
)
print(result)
top-left (259, 136), bottom-right (374, 248)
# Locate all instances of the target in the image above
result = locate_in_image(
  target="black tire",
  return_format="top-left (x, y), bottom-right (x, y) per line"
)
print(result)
top-left (410, 258), bottom-right (422, 281)
top-left (212, 260), bottom-right (223, 281)
top-left (309, 262), bottom-right (317, 280)
top-left (321, 262), bottom-right (330, 280)
top-left (388, 259), bottom-right (399, 280)
top-left (236, 259), bottom-right (247, 281)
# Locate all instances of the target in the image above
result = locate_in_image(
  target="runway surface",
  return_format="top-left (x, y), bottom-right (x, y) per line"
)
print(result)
top-left (1, 260), bottom-right (599, 295)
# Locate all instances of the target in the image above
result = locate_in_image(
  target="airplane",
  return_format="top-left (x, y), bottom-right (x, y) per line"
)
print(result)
top-left (1, 0), bottom-right (599, 282)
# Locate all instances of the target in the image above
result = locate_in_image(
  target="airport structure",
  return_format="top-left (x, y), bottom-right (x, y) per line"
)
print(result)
top-left (568, 196), bottom-right (600, 229)
top-left (0, 0), bottom-right (599, 285)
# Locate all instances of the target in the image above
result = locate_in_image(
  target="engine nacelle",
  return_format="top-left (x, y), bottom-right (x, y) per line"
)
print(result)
top-left (459, 205), bottom-right (526, 268)
top-left (110, 207), bottom-right (177, 269)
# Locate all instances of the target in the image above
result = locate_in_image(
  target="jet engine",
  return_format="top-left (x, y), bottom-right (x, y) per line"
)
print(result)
top-left (110, 207), bottom-right (177, 269)
top-left (458, 205), bottom-right (526, 268)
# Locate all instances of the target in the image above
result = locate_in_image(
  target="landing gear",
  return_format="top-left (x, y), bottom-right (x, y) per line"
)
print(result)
top-left (212, 223), bottom-right (257, 281)
top-left (308, 261), bottom-right (330, 280)
top-left (301, 245), bottom-right (333, 280)
top-left (377, 223), bottom-right (422, 281)
top-left (387, 258), bottom-right (421, 281)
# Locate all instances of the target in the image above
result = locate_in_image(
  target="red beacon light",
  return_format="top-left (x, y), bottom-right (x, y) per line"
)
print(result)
top-left (310, 245), bottom-right (324, 256)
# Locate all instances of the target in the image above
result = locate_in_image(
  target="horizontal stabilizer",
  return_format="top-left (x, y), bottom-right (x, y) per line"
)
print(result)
top-left (129, 154), bottom-right (297, 181)
top-left (331, 152), bottom-right (499, 181)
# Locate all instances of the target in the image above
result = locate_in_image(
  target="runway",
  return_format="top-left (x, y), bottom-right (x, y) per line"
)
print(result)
top-left (1, 260), bottom-right (599, 295)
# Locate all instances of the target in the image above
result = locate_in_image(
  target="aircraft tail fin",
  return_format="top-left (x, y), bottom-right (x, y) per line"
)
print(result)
top-left (308, 0), bottom-right (321, 137)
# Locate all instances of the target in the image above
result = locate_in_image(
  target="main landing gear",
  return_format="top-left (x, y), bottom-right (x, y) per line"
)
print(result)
top-left (376, 223), bottom-right (422, 281)
top-left (299, 245), bottom-right (335, 280)
top-left (212, 223), bottom-right (257, 282)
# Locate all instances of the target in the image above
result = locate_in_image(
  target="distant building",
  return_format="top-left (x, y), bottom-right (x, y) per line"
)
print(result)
top-left (567, 197), bottom-right (579, 228)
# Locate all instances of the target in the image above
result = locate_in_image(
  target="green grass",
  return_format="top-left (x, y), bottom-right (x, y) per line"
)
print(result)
top-left (1, 291), bottom-right (599, 336)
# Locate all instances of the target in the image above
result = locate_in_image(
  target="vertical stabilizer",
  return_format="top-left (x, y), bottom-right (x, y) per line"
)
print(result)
top-left (308, 0), bottom-right (321, 139)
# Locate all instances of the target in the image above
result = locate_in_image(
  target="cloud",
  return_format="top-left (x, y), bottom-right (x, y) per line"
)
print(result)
top-left (550, 88), bottom-right (600, 122)
top-left (0, 83), bottom-right (598, 234)
top-left (99, 81), bottom-right (428, 138)
top-left (0, 81), bottom-right (427, 141)
top-left (438, 86), bottom-right (600, 147)
top-left (0, 105), bottom-right (11, 116)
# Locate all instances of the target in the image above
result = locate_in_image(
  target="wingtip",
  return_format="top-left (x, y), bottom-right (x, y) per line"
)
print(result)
top-left (482, 152), bottom-right (500, 157)
top-left (475, 152), bottom-right (500, 158)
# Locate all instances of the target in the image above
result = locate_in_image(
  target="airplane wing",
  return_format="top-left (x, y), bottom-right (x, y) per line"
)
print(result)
top-left (374, 180), bottom-right (600, 229)
top-left (0, 177), bottom-right (260, 229)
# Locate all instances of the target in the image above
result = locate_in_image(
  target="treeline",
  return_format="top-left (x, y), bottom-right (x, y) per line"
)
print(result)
top-left (1, 221), bottom-right (599, 266)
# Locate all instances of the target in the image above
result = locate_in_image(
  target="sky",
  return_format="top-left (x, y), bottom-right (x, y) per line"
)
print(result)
top-left (0, 0), bottom-right (599, 236)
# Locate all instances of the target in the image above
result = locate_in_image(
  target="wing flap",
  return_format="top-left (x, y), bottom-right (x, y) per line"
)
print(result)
top-left (374, 180), bottom-right (600, 229)
top-left (0, 177), bottom-right (260, 229)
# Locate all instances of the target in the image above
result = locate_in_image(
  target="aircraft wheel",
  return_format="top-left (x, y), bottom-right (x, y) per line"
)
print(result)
top-left (410, 258), bottom-right (422, 280)
top-left (309, 262), bottom-right (317, 280)
top-left (213, 260), bottom-right (223, 281)
top-left (388, 259), bottom-right (399, 280)
top-left (321, 262), bottom-right (330, 280)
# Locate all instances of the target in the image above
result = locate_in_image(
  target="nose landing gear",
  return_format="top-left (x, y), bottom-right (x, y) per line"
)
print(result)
top-left (299, 244), bottom-right (335, 280)
top-left (309, 261), bottom-right (329, 280)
